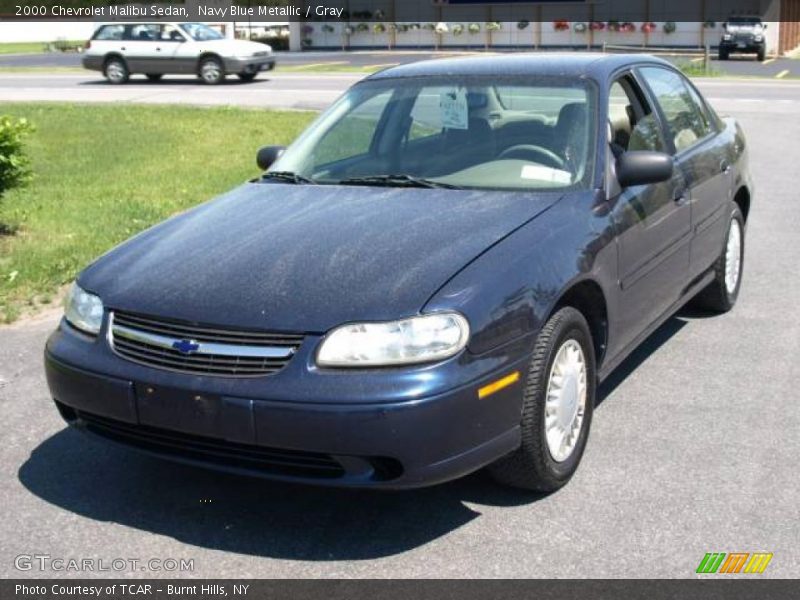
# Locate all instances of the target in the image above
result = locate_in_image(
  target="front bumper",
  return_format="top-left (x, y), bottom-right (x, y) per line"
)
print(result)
top-left (720, 40), bottom-right (764, 53)
top-left (44, 321), bottom-right (527, 489)
top-left (223, 56), bottom-right (275, 74)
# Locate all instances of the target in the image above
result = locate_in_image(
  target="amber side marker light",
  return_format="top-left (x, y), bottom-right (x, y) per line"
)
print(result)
top-left (478, 371), bottom-right (521, 399)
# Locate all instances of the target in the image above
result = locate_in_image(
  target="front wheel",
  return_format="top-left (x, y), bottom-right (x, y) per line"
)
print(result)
top-left (757, 48), bottom-right (766, 62)
top-left (199, 57), bottom-right (225, 85)
top-left (693, 203), bottom-right (744, 312)
top-left (718, 50), bottom-right (729, 61)
top-left (488, 307), bottom-right (596, 492)
top-left (238, 72), bottom-right (258, 82)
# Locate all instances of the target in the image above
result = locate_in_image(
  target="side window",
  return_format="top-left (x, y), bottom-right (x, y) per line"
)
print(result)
top-left (313, 90), bottom-right (393, 166)
top-left (94, 25), bottom-right (125, 41)
top-left (160, 25), bottom-right (184, 42)
top-left (683, 80), bottom-right (715, 133)
top-left (639, 67), bottom-right (712, 153)
top-left (608, 76), bottom-right (666, 154)
top-left (127, 24), bottom-right (160, 42)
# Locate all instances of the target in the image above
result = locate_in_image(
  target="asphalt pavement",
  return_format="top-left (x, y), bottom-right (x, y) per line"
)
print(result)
top-left (1, 48), bottom-right (798, 77)
top-left (0, 78), bottom-right (799, 578)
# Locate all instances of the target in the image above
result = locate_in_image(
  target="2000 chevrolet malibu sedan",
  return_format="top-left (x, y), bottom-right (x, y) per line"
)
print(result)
top-left (45, 54), bottom-right (752, 491)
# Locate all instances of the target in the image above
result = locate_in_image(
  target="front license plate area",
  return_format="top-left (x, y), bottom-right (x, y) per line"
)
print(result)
top-left (135, 383), bottom-right (222, 438)
top-left (737, 42), bottom-right (747, 48)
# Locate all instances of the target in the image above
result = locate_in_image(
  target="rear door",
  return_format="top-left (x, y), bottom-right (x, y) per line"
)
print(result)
top-left (123, 24), bottom-right (165, 73)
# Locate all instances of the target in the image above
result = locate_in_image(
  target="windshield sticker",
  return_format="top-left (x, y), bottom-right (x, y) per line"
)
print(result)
top-left (520, 164), bottom-right (573, 184)
top-left (440, 87), bottom-right (469, 130)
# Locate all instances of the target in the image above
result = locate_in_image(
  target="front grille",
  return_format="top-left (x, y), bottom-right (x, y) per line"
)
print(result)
top-left (109, 311), bottom-right (304, 377)
top-left (76, 410), bottom-right (346, 479)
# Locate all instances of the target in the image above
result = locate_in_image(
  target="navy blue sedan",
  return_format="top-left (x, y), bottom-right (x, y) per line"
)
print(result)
top-left (46, 54), bottom-right (752, 491)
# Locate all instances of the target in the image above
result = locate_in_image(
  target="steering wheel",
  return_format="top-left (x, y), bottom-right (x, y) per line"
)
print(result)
top-left (497, 144), bottom-right (566, 170)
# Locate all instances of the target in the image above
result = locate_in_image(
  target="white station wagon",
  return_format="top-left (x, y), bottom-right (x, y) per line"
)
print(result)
top-left (83, 22), bottom-right (276, 84)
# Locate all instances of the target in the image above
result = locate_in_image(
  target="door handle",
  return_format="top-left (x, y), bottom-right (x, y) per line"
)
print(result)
top-left (121, 46), bottom-right (126, 51)
top-left (156, 47), bottom-right (162, 51)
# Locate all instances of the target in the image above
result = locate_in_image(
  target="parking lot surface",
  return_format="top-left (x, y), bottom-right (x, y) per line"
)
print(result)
top-left (0, 78), bottom-right (798, 578)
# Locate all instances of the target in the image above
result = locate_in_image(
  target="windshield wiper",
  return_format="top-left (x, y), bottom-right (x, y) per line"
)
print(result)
top-left (339, 174), bottom-right (461, 189)
top-left (261, 171), bottom-right (316, 185)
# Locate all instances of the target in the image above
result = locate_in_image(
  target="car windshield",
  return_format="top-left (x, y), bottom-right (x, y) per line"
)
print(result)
top-left (180, 23), bottom-right (224, 41)
top-left (270, 76), bottom-right (596, 191)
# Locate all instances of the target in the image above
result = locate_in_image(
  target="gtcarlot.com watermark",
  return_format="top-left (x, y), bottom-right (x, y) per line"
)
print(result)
top-left (14, 554), bottom-right (194, 573)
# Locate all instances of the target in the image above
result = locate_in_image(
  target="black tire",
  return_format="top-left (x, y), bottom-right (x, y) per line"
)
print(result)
top-left (238, 72), bottom-right (258, 82)
top-left (488, 307), bottom-right (596, 492)
top-left (145, 73), bottom-right (163, 82)
top-left (692, 203), bottom-right (744, 313)
top-left (718, 50), bottom-right (728, 61)
top-left (757, 48), bottom-right (766, 62)
top-left (103, 57), bottom-right (129, 84)
top-left (198, 56), bottom-right (225, 85)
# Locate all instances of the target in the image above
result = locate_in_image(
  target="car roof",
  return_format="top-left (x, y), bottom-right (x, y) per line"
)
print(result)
top-left (366, 53), bottom-right (672, 82)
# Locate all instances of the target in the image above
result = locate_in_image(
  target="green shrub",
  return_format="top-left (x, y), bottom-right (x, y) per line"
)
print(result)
top-left (0, 116), bottom-right (34, 199)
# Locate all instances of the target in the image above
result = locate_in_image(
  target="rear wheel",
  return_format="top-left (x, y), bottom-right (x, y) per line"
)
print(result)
top-left (693, 203), bottom-right (744, 312)
top-left (488, 307), bottom-right (595, 492)
top-left (199, 56), bottom-right (225, 85)
top-left (238, 72), bottom-right (258, 82)
top-left (145, 73), bottom-right (163, 82)
top-left (103, 57), bottom-right (129, 84)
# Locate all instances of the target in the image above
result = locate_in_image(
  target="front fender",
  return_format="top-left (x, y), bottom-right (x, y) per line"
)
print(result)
top-left (424, 190), bottom-right (618, 357)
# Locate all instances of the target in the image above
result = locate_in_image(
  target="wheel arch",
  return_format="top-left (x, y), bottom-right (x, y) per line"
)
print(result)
top-left (103, 52), bottom-right (127, 67)
top-left (197, 52), bottom-right (223, 73)
top-left (733, 186), bottom-right (751, 223)
top-left (549, 279), bottom-right (609, 368)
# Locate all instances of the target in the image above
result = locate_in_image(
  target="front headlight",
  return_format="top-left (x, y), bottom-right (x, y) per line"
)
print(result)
top-left (723, 33), bottom-right (732, 40)
top-left (754, 34), bottom-right (763, 42)
top-left (317, 313), bottom-right (470, 367)
top-left (64, 283), bottom-right (104, 335)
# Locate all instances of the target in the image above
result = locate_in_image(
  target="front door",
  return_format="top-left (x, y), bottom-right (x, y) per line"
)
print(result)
top-left (608, 74), bottom-right (692, 350)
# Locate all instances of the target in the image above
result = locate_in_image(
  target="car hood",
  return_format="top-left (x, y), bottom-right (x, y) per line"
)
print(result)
top-left (80, 183), bottom-right (561, 333)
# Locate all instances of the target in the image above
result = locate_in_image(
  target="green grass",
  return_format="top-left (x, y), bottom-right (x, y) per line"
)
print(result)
top-left (0, 103), bottom-right (315, 322)
top-left (0, 41), bottom-right (85, 55)
top-left (676, 61), bottom-right (724, 77)
top-left (0, 42), bottom-right (48, 55)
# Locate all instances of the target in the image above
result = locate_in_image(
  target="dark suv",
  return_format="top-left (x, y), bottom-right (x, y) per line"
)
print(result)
top-left (719, 17), bottom-right (767, 61)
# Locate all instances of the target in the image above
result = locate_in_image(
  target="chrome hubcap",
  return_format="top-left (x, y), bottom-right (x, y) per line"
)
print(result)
top-left (202, 62), bottom-right (221, 82)
top-left (725, 219), bottom-right (742, 294)
top-left (545, 339), bottom-right (587, 462)
top-left (107, 63), bottom-right (124, 82)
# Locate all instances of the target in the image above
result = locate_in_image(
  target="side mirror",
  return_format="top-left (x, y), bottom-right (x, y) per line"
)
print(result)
top-left (763, 23), bottom-right (768, 29)
top-left (256, 145), bottom-right (285, 171)
top-left (616, 151), bottom-right (674, 187)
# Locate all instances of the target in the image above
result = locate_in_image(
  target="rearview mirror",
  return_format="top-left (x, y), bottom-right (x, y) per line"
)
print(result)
top-left (256, 145), bottom-right (286, 171)
top-left (616, 151), bottom-right (674, 187)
